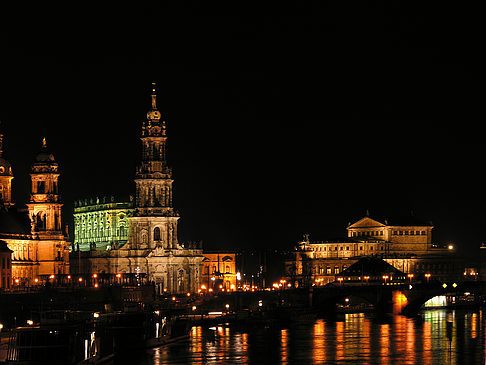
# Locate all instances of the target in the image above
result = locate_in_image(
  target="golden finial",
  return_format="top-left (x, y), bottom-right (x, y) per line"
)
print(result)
top-left (151, 82), bottom-right (157, 110)
top-left (42, 137), bottom-right (47, 148)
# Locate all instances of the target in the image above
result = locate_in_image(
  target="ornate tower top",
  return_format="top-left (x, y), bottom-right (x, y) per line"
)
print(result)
top-left (0, 129), bottom-right (14, 207)
top-left (135, 84), bottom-right (175, 215)
top-left (142, 82), bottom-right (167, 138)
top-left (32, 137), bottom-right (58, 174)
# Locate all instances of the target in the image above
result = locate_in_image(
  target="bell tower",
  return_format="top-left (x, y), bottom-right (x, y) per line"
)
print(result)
top-left (27, 138), bottom-right (63, 234)
top-left (129, 83), bottom-right (180, 250)
top-left (26, 138), bottom-right (69, 275)
top-left (0, 132), bottom-right (14, 208)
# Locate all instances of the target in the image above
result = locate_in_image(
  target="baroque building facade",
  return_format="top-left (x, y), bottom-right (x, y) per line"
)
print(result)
top-left (0, 134), bottom-right (70, 286)
top-left (285, 215), bottom-right (461, 286)
top-left (73, 196), bottom-right (134, 251)
top-left (71, 84), bottom-right (204, 294)
top-left (202, 252), bottom-right (237, 292)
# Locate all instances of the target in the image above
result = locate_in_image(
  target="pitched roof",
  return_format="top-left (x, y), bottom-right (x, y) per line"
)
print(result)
top-left (348, 215), bottom-right (432, 228)
top-left (338, 257), bottom-right (405, 277)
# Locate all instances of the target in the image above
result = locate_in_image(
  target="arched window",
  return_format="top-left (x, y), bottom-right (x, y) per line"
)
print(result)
top-left (154, 227), bottom-right (161, 241)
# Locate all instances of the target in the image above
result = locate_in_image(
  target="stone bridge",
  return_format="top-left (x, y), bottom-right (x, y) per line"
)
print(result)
top-left (312, 281), bottom-right (486, 315)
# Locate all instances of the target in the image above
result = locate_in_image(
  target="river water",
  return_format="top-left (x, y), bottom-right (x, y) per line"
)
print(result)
top-left (113, 309), bottom-right (486, 364)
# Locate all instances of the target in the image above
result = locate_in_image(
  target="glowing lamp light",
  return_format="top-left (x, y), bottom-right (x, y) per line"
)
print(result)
top-left (225, 304), bottom-right (230, 310)
top-left (93, 274), bottom-right (98, 278)
top-left (172, 296), bottom-right (176, 301)
top-left (186, 292), bottom-right (191, 297)
top-left (116, 273), bottom-right (122, 278)
top-left (201, 285), bottom-right (207, 290)
top-left (93, 312), bottom-right (100, 318)
top-left (452, 283), bottom-right (458, 288)
top-left (448, 244), bottom-right (454, 250)
top-left (78, 277), bottom-right (83, 282)
top-left (67, 275), bottom-right (71, 279)
top-left (49, 275), bottom-right (55, 279)
top-left (236, 272), bottom-right (241, 281)
top-left (442, 283), bottom-right (448, 288)
top-left (27, 320), bottom-right (34, 326)
top-left (94, 283), bottom-right (99, 288)
top-left (34, 278), bottom-right (39, 283)
top-left (0, 323), bottom-right (3, 331)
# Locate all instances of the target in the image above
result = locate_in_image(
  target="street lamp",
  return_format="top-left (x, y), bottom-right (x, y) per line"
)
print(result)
top-left (424, 273), bottom-right (431, 283)
top-left (407, 273), bottom-right (414, 282)
top-left (337, 277), bottom-right (344, 285)
top-left (382, 275), bottom-right (389, 285)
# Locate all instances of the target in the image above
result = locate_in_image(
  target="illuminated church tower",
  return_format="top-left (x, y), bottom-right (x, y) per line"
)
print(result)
top-left (129, 83), bottom-right (180, 250)
top-left (0, 132), bottom-right (14, 208)
top-left (26, 138), bottom-right (69, 275)
top-left (72, 85), bottom-right (202, 294)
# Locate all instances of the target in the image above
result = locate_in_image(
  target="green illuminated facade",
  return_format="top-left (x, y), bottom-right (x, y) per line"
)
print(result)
top-left (73, 196), bottom-right (135, 251)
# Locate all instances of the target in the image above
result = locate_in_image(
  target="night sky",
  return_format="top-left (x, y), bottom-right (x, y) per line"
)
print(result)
top-left (0, 3), bottom-right (481, 255)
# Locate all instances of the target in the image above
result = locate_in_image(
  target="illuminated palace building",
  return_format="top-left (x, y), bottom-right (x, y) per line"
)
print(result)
top-left (286, 215), bottom-right (460, 286)
top-left (71, 85), bottom-right (204, 294)
top-left (0, 135), bottom-right (70, 286)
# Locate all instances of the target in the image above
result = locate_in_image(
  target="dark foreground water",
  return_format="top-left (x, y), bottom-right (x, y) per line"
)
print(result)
top-left (112, 309), bottom-right (486, 364)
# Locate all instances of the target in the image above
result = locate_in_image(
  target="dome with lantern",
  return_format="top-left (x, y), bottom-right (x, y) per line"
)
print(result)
top-left (31, 138), bottom-right (58, 174)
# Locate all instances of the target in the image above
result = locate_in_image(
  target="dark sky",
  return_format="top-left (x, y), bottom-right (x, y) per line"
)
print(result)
top-left (0, 3), bottom-right (481, 255)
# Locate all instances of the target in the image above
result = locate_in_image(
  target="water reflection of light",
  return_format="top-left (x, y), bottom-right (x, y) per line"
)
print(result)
top-left (312, 319), bottom-right (326, 363)
top-left (281, 328), bottom-right (288, 363)
top-left (191, 326), bottom-right (203, 357)
top-left (406, 317), bottom-right (415, 363)
top-left (336, 320), bottom-right (344, 361)
top-left (471, 312), bottom-right (477, 339)
top-left (343, 313), bottom-right (368, 363)
top-left (380, 323), bottom-right (390, 363)
top-left (421, 312), bottom-right (435, 365)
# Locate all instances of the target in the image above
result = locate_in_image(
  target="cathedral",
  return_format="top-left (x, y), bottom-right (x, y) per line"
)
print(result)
top-left (72, 84), bottom-right (204, 294)
top-left (0, 134), bottom-right (70, 286)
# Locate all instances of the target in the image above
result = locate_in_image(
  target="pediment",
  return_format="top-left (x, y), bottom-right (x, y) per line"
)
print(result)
top-left (348, 217), bottom-right (386, 229)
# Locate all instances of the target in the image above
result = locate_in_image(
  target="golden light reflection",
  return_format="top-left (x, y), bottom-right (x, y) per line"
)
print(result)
top-left (471, 312), bottom-right (477, 339)
top-left (380, 323), bottom-right (390, 364)
top-left (362, 315), bottom-right (371, 363)
top-left (422, 317), bottom-right (432, 365)
top-left (191, 326), bottom-right (203, 357)
top-left (281, 328), bottom-right (288, 363)
top-left (312, 319), bottom-right (326, 363)
top-left (336, 320), bottom-right (344, 361)
top-left (406, 317), bottom-right (415, 363)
